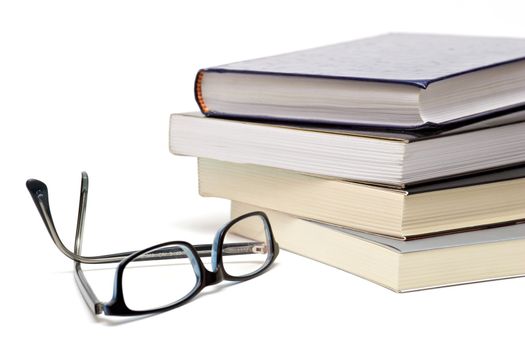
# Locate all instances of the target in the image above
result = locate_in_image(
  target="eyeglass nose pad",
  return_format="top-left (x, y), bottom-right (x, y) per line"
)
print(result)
top-left (210, 225), bottom-right (225, 271)
top-left (182, 245), bottom-right (204, 281)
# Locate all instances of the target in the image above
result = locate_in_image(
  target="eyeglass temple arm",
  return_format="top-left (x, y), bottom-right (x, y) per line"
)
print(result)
top-left (26, 174), bottom-right (108, 264)
top-left (72, 173), bottom-right (104, 314)
top-left (135, 241), bottom-right (267, 262)
top-left (27, 175), bottom-right (267, 265)
top-left (25, 173), bottom-right (104, 314)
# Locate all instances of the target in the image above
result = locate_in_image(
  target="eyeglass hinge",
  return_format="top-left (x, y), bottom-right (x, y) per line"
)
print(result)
top-left (252, 244), bottom-right (268, 254)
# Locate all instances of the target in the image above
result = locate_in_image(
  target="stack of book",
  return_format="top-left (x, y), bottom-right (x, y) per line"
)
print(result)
top-left (170, 33), bottom-right (525, 292)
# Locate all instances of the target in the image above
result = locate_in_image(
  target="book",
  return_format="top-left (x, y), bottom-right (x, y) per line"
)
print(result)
top-left (199, 158), bottom-right (525, 238)
top-left (231, 202), bottom-right (525, 292)
top-left (195, 33), bottom-right (525, 131)
top-left (169, 112), bottom-right (525, 187)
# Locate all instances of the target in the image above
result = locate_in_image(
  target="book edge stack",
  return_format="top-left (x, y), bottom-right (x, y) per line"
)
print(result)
top-left (170, 33), bottom-right (525, 292)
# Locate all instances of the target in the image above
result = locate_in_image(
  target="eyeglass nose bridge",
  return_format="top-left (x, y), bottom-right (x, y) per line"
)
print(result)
top-left (202, 268), bottom-right (224, 286)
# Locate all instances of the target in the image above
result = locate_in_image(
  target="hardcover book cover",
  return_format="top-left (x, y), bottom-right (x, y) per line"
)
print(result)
top-left (196, 33), bottom-right (525, 132)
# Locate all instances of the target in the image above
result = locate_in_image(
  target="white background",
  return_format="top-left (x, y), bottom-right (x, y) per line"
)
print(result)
top-left (1, 1), bottom-right (524, 349)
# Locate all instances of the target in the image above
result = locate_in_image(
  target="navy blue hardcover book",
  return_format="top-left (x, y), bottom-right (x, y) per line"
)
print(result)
top-left (195, 33), bottom-right (525, 132)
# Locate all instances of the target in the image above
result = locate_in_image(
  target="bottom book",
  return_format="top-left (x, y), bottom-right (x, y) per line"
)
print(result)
top-left (231, 201), bottom-right (525, 292)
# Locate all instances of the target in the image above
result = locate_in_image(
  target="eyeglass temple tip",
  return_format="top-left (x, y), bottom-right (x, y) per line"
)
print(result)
top-left (26, 172), bottom-right (88, 194)
top-left (26, 178), bottom-right (48, 197)
top-left (81, 171), bottom-right (89, 191)
top-left (26, 178), bottom-right (53, 229)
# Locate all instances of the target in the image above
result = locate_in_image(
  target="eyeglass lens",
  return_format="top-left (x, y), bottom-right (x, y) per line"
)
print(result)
top-left (222, 214), bottom-right (271, 277)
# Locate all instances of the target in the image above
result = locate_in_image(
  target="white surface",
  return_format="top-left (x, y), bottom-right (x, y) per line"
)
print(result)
top-left (1, 1), bottom-right (524, 349)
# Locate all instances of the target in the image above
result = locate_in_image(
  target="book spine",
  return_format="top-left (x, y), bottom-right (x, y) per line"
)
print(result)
top-left (194, 69), bottom-right (209, 114)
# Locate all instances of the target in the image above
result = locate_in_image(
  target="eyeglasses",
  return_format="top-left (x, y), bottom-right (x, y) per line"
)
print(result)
top-left (26, 172), bottom-right (279, 316)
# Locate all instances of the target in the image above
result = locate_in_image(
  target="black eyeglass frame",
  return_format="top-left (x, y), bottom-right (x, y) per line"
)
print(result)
top-left (26, 172), bottom-right (279, 317)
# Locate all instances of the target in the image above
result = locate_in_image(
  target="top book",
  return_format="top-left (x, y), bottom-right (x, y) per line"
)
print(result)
top-left (195, 33), bottom-right (525, 131)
